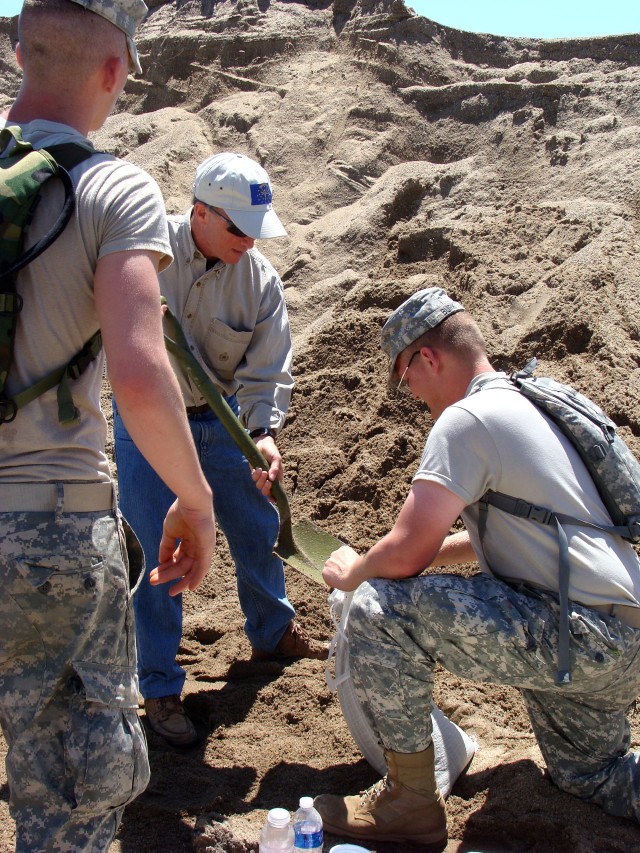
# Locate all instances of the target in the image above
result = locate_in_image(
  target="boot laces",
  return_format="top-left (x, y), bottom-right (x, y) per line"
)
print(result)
top-left (359, 776), bottom-right (391, 807)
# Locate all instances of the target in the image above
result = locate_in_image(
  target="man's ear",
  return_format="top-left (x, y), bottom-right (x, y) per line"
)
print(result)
top-left (420, 345), bottom-right (440, 372)
top-left (193, 201), bottom-right (207, 222)
top-left (15, 42), bottom-right (23, 69)
top-left (102, 54), bottom-right (126, 93)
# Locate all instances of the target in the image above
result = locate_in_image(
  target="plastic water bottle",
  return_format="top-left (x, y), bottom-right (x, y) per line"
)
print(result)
top-left (259, 807), bottom-right (294, 853)
top-left (292, 796), bottom-right (323, 853)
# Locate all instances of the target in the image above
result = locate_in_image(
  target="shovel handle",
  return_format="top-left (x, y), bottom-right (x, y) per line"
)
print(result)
top-left (161, 300), bottom-right (292, 527)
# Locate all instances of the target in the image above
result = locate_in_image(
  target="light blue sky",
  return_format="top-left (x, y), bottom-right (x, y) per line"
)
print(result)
top-left (0, 0), bottom-right (637, 39)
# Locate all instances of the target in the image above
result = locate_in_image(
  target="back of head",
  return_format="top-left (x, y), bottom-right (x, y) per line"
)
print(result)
top-left (18, 0), bottom-right (146, 86)
top-left (414, 310), bottom-right (488, 362)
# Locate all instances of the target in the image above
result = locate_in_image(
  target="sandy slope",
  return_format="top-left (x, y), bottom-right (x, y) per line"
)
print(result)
top-left (1, 1), bottom-right (640, 850)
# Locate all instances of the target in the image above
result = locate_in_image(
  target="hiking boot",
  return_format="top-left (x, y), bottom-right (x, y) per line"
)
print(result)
top-left (144, 695), bottom-right (198, 748)
top-left (314, 746), bottom-right (447, 849)
top-left (251, 620), bottom-right (328, 662)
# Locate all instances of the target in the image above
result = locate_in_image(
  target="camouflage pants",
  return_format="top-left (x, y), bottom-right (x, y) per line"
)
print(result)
top-left (349, 572), bottom-right (640, 822)
top-left (0, 508), bottom-right (149, 852)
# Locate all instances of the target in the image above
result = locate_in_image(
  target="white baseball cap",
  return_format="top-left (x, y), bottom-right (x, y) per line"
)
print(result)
top-left (193, 152), bottom-right (287, 239)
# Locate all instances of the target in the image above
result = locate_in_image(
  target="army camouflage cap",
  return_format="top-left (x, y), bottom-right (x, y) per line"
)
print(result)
top-left (381, 286), bottom-right (465, 379)
top-left (69, 0), bottom-right (148, 74)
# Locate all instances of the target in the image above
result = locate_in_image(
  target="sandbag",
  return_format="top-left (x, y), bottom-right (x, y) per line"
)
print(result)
top-left (325, 589), bottom-right (477, 797)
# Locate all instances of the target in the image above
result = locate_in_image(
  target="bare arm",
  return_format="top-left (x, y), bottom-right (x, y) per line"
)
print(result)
top-left (322, 479), bottom-right (470, 591)
top-left (430, 529), bottom-right (476, 567)
top-left (95, 249), bottom-right (216, 593)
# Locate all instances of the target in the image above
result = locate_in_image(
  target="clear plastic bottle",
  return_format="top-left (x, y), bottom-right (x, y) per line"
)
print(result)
top-left (259, 807), bottom-right (295, 853)
top-left (292, 796), bottom-right (323, 853)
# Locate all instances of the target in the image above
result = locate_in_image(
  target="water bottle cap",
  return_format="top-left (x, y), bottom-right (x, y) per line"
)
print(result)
top-left (299, 796), bottom-right (314, 809)
top-left (328, 845), bottom-right (372, 853)
top-left (267, 807), bottom-right (290, 827)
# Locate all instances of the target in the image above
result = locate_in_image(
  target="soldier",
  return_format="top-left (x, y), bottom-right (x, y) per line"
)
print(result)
top-left (0, 2), bottom-right (216, 850)
top-left (315, 287), bottom-right (640, 849)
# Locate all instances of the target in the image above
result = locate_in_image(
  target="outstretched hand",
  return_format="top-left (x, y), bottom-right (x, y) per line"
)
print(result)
top-left (149, 498), bottom-right (216, 595)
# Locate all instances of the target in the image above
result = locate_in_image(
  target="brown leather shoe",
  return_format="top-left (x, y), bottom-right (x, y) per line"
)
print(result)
top-left (251, 620), bottom-right (328, 661)
top-left (144, 695), bottom-right (198, 748)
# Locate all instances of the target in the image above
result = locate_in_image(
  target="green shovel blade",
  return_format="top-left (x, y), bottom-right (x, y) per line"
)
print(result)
top-left (275, 519), bottom-right (344, 586)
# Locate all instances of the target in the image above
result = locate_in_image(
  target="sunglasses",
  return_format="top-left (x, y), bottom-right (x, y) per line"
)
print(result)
top-left (201, 203), bottom-right (249, 239)
top-left (397, 350), bottom-right (420, 392)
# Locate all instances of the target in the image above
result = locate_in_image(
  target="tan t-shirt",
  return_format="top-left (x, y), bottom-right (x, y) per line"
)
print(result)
top-left (0, 119), bottom-right (171, 483)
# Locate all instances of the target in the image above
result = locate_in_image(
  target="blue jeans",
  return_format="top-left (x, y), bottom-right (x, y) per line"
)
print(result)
top-left (112, 397), bottom-right (295, 699)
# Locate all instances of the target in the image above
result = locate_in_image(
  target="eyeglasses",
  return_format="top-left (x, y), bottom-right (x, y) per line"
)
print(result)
top-left (397, 350), bottom-right (420, 392)
top-left (200, 203), bottom-right (249, 239)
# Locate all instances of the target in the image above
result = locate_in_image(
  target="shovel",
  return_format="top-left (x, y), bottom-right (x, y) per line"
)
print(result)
top-left (162, 300), bottom-right (344, 586)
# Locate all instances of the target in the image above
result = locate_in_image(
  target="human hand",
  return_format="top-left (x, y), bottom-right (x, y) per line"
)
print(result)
top-left (149, 498), bottom-right (216, 595)
top-left (251, 435), bottom-right (282, 498)
top-left (322, 544), bottom-right (363, 592)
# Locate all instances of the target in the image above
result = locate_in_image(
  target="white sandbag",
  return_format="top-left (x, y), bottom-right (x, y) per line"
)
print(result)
top-left (325, 589), bottom-right (477, 798)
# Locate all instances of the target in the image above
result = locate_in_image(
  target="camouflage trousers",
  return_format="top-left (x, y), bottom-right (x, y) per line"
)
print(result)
top-left (0, 505), bottom-right (149, 852)
top-left (349, 572), bottom-right (640, 822)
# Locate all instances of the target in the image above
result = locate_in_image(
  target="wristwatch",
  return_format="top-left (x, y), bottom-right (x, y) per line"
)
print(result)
top-left (249, 427), bottom-right (276, 440)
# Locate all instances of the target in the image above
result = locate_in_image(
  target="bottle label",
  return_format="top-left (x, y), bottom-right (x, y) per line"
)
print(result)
top-left (293, 829), bottom-right (323, 850)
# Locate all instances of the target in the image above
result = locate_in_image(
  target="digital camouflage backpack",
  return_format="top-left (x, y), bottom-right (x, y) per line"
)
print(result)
top-left (474, 359), bottom-right (640, 683)
top-left (0, 124), bottom-right (102, 427)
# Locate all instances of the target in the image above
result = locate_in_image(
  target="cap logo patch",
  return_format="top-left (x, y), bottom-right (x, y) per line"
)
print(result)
top-left (250, 182), bottom-right (272, 206)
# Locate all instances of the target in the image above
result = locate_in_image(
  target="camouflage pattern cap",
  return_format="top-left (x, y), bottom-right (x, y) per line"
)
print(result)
top-left (380, 286), bottom-right (465, 378)
top-left (69, 0), bottom-right (148, 74)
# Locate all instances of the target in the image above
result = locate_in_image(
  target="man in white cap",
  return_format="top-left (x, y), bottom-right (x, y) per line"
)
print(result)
top-left (113, 152), bottom-right (327, 748)
top-left (0, 2), bottom-right (216, 850)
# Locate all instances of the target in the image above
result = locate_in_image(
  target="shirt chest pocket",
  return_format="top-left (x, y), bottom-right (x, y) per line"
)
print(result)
top-left (206, 318), bottom-right (252, 381)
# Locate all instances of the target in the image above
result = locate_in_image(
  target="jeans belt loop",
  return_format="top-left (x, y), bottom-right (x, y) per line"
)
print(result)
top-left (186, 403), bottom-right (210, 415)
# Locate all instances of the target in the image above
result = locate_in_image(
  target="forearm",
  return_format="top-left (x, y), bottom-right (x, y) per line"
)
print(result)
top-left (359, 532), bottom-right (432, 582)
top-left (238, 382), bottom-right (291, 434)
top-left (428, 530), bottom-right (477, 567)
top-left (111, 363), bottom-right (211, 508)
top-left (237, 291), bottom-right (293, 432)
top-left (323, 480), bottom-right (468, 592)
top-left (323, 531), bottom-right (439, 593)
top-left (346, 529), bottom-right (476, 585)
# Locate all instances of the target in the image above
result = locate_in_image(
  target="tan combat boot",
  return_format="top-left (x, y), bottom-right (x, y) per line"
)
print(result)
top-left (314, 744), bottom-right (447, 850)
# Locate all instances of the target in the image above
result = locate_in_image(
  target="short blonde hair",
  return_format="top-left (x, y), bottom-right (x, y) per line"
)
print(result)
top-left (412, 311), bottom-right (487, 362)
top-left (19, 0), bottom-right (127, 84)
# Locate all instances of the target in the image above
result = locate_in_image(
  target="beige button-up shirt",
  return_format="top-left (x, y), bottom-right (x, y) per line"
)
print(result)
top-left (160, 211), bottom-right (293, 434)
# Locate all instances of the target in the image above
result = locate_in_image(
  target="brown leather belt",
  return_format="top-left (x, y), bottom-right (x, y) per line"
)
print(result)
top-left (590, 602), bottom-right (640, 629)
top-left (186, 403), bottom-right (209, 415)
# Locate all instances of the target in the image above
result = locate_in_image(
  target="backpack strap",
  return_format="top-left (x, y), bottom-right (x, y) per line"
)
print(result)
top-left (9, 329), bottom-right (103, 426)
top-left (479, 488), bottom-right (640, 684)
top-left (0, 129), bottom-right (99, 426)
top-left (478, 491), bottom-right (572, 683)
top-left (0, 132), bottom-right (86, 283)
